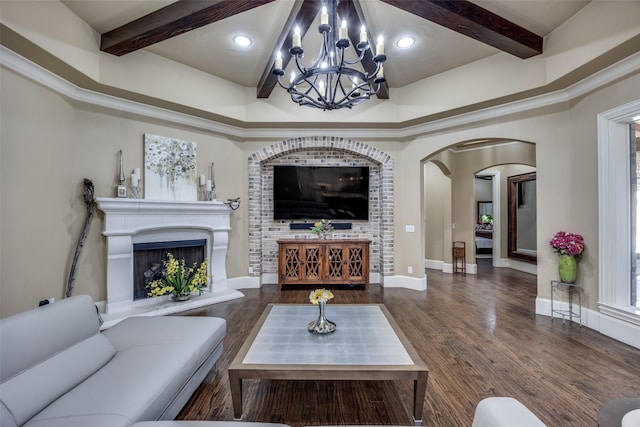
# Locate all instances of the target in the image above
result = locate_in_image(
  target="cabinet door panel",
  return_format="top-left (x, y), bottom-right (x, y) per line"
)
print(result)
top-left (283, 246), bottom-right (302, 280)
top-left (302, 246), bottom-right (322, 280)
top-left (326, 246), bottom-right (346, 282)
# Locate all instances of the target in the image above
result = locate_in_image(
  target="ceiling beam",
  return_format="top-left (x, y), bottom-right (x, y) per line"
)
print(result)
top-left (380, 0), bottom-right (543, 59)
top-left (256, 0), bottom-right (321, 99)
top-left (101, 0), bottom-right (275, 56)
top-left (343, 0), bottom-right (389, 99)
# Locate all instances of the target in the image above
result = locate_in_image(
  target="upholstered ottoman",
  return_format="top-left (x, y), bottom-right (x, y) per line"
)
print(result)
top-left (471, 397), bottom-right (546, 427)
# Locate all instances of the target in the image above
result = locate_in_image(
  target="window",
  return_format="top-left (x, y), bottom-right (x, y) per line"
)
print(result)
top-left (598, 99), bottom-right (640, 326)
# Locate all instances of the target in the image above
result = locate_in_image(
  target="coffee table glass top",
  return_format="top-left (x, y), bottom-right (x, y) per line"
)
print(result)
top-left (242, 304), bottom-right (414, 365)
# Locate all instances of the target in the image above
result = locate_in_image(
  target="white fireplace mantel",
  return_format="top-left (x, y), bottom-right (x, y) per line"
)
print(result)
top-left (96, 198), bottom-right (243, 324)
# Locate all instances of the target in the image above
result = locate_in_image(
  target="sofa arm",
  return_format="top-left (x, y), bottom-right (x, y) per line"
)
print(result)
top-left (472, 397), bottom-right (546, 427)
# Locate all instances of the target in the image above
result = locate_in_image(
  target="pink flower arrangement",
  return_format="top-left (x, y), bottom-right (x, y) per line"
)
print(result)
top-left (549, 231), bottom-right (585, 258)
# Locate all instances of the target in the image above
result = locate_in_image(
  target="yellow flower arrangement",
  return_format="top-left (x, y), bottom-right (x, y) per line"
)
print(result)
top-left (311, 219), bottom-right (334, 237)
top-left (146, 252), bottom-right (208, 298)
top-left (309, 288), bottom-right (334, 305)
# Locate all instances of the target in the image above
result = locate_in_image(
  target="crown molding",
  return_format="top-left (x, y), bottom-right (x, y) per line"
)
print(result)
top-left (2, 45), bottom-right (639, 141)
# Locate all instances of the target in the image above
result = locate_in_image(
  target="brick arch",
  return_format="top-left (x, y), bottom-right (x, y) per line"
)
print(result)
top-left (248, 136), bottom-right (394, 283)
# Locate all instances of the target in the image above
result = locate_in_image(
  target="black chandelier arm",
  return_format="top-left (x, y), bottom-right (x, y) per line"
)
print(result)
top-left (271, 0), bottom-right (388, 111)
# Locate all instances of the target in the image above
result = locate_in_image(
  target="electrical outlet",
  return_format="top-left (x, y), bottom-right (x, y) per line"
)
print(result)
top-left (248, 266), bottom-right (254, 274)
top-left (38, 297), bottom-right (55, 307)
top-left (408, 266), bottom-right (413, 274)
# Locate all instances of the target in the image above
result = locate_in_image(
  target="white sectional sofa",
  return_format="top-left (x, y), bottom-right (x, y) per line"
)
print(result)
top-left (0, 295), bottom-right (226, 427)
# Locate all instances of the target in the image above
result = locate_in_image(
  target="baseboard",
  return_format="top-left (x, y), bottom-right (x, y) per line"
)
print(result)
top-left (426, 259), bottom-right (476, 275)
top-left (425, 259), bottom-right (443, 270)
top-left (382, 274), bottom-right (427, 291)
top-left (502, 258), bottom-right (537, 275)
top-left (536, 298), bottom-right (640, 349)
top-left (228, 276), bottom-right (261, 289)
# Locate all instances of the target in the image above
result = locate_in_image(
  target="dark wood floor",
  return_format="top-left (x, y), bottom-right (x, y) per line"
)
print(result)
top-left (177, 260), bottom-right (640, 426)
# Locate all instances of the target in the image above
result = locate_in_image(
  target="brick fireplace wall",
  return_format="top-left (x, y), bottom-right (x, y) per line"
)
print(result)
top-left (248, 136), bottom-right (394, 283)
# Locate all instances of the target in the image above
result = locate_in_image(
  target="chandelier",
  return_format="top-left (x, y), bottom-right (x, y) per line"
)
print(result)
top-left (272, 0), bottom-right (387, 110)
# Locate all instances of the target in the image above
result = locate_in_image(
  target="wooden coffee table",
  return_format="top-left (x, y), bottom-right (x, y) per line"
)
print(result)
top-left (228, 304), bottom-right (429, 425)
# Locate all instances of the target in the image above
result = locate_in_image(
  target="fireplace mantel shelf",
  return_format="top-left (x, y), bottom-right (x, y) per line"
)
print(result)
top-left (96, 197), bottom-right (230, 214)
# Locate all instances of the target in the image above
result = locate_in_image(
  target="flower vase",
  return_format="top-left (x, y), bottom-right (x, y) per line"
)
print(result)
top-left (558, 255), bottom-right (577, 284)
top-left (172, 293), bottom-right (191, 302)
top-left (308, 300), bottom-right (336, 334)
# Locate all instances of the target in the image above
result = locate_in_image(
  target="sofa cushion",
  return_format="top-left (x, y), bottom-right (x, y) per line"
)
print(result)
top-left (24, 315), bottom-right (226, 427)
top-left (0, 295), bottom-right (116, 426)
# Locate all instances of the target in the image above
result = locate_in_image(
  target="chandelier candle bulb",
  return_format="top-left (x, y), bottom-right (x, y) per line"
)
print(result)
top-left (376, 36), bottom-right (384, 56)
top-left (320, 7), bottom-right (328, 25)
top-left (293, 26), bottom-right (301, 48)
top-left (360, 26), bottom-right (367, 43)
top-left (318, 80), bottom-right (325, 97)
top-left (339, 20), bottom-right (347, 40)
top-left (275, 51), bottom-right (282, 70)
top-left (378, 66), bottom-right (384, 79)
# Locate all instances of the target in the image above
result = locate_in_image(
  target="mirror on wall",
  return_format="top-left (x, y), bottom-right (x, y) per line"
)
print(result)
top-left (508, 172), bottom-right (537, 263)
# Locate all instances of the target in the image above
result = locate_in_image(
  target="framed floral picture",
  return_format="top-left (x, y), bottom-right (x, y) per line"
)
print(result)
top-left (144, 133), bottom-right (197, 201)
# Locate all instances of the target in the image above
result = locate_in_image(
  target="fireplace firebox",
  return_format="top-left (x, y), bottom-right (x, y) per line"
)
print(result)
top-left (133, 239), bottom-right (206, 300)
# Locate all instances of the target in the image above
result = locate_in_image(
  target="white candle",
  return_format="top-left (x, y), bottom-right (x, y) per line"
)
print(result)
top-left (339, 20), bottom-right (347, 40)
top-left (134, 168), bottom-right (141, 179)
top-left (318, 80), bottom-right (325, 97)
top-left (199, 174), bottom-right (206, 186)
top-left (131, 173), bottom-right (139, 187)
top-left (320, 6), bottom-right (328, 25)
top-left (275, 51), bottom-right (282, 70)
top-left (359, 25), bottom-right (367, 43)
top-left (293, 26), bottom-right (301, 48)
top-left (376, 36), bottom-right (384, 56)
top-left (206, 179), bottom-right (212, 191)
top-left (378, 65), bottom-right (384, 79)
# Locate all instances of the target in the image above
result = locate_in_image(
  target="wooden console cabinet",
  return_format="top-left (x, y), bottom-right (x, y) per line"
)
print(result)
top-left (277, 239), bottom-right (370, 290)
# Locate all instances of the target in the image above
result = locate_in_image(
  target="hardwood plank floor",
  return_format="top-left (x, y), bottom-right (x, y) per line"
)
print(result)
top-left (176, 260), bottom-right (640, 426)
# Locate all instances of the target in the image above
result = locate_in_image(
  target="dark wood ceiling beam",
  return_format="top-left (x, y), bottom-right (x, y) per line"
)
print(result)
top-left (380, 0), bottom-right (543, 59)
top-left (101, 0), bottom-right (275, 56)
top-left (343, 0), bottom-right (389, 99)
top-left (256, 0), bottom-right (321, 99)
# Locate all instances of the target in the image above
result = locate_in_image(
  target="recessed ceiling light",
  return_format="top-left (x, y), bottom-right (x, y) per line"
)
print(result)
top-left (396, 37), bottom-right (415, 49)
top-left (233, 35), bottom-right (252, 47)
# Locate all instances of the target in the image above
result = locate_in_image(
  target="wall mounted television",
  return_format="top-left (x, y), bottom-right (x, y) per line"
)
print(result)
top-left (273, 165), bottom-right (369, 220)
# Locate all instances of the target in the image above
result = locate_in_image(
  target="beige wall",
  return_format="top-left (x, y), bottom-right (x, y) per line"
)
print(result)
top-left (424, 161), bottom-right (452, 261)
top-left (1, 55), bottom-right (640, 317)
top-left (2, 1), bottom-right (638, 125)
top-left (0, 68), bottom-right (248, 317)
top-left (399, 73), bottom-right (640, 311)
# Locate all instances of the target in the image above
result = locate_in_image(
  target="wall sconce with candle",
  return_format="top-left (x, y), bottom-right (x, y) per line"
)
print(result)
top-left (225, 198), bottom-right (241, 210)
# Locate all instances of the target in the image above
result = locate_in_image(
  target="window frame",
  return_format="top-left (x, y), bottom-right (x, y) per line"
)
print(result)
top-left (597, 99), bottom-right (640, 326)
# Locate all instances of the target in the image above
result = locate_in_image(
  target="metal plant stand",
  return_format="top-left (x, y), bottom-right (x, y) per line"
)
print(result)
top-left (550, 280), bottom-right (582, 326)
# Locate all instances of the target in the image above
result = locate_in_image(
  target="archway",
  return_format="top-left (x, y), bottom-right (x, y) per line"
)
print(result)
top-left (247, 136), bottom-right (394, 284)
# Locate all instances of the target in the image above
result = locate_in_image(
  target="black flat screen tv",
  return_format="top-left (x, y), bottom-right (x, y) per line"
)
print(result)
top-left (273, 165), bottom-right (369, 220)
